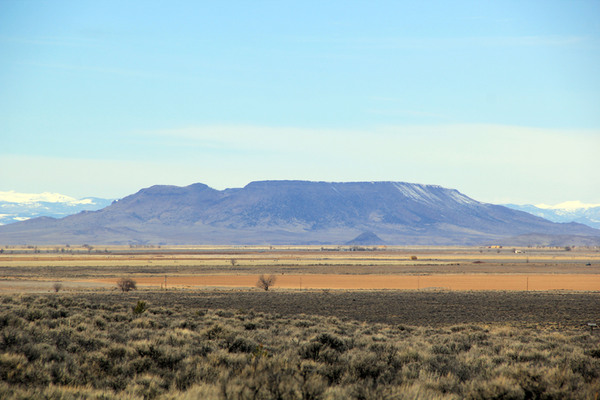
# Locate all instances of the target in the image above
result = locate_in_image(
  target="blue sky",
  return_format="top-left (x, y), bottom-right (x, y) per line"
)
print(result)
top-left (1, 0), bottom-right (599, 204)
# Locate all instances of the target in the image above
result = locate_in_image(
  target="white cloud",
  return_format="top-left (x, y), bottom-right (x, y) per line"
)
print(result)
top-left (0, 190), bottom-right (87, 204)
top-left (141, 124), bottom-right (599, 174)
top-left (536, 201), bottom-right (600, 211)
top-left (2, 124), bottom-right (599, 204)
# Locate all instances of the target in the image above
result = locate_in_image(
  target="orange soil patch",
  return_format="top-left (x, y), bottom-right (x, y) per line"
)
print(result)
top-left (91, 274), bottom-right (600, 291)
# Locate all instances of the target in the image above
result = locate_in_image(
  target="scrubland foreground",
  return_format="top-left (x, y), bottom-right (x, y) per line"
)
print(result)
top-left (1, 291), bottom-right (600, 399)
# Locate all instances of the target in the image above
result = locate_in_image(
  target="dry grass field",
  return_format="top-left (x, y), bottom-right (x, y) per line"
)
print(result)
top-left (1, 245), bottom-right (599, 399)
top-left (1, 245), bottom-right (598, 291)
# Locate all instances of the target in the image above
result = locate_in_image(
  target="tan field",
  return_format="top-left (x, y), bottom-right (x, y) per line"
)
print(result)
top-left (1, 244), bottom-right (598, 292)
top-left (87, 273), bottom-right (599, 291)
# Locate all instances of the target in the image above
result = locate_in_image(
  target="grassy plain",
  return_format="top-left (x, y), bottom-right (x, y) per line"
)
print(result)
top-left (1, 246), bottom-right (599, 399)
top-left (1, 291), bottom-right (600, 399)
top-left (0, 245), bottom-right (598, 291)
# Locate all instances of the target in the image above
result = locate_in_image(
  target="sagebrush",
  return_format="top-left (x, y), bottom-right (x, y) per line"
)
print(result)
top-left (0, 292), bottom-right (599, 399)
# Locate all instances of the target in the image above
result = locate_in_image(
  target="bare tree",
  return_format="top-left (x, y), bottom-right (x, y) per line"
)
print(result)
top-left (117, 277), bottom-right (137, 292)
top-left (256, 274), bottom-right (276, 291)
top-left (52, 282), bottom-right (63, 293)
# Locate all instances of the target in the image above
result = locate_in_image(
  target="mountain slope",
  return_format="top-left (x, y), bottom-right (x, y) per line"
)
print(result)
top-left (504, 202), bottom-right (600, 229)
top-left (0, 191), bottom-right (113, 225)
top-left (0, 181), bottom-right (598, 245)
top-left (346, 231), bottom-right (386, 245)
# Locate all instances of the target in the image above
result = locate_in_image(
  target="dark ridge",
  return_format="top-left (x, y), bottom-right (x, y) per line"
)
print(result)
top-left (1, 180), bottom-right (598, 245)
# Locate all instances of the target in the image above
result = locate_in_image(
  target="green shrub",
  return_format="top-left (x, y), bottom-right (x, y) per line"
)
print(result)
top-left (244, 322), bottom-right (257, 330)
top-left (587, 348), bottom-right (600, 358)
top-left (133, 300), bottom-right (147, 315)
top-left (228, 336), bottom-right (258, 354)
top-left (204, 323), bottom-right (229, 341)
top-left (316, 333), bottom-right (348, 352)
top-left (350, 352), bottom-right (387, 381)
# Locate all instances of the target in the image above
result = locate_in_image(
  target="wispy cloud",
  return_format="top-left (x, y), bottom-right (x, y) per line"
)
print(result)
top-left (136, 123), bottom-right (600, 170)
top-left (3, 124), bottom-right (599, 203)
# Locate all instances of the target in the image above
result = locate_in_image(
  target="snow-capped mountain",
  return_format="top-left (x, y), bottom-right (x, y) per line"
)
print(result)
top-left (0, 190), bottom-right (113, 225)
top-left (504, 201), bottom-right (600, 229)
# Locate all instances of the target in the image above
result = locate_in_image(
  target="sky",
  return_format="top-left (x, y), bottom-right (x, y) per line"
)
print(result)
top-left (1, 1), bottom-right (599, 205)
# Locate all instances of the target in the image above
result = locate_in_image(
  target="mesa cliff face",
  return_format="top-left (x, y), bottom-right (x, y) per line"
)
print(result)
top-left (0, 181), bottom-right (598, 245)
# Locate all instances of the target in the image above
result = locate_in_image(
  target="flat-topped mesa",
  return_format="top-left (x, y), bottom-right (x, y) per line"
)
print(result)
top-left (0, 180), bottom-right (598, 245)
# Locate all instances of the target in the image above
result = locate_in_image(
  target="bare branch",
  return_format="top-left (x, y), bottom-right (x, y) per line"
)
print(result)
top-left (117, 278), bottom-right (137, 292)
top-left (256, 274), bottom-right (276, 291)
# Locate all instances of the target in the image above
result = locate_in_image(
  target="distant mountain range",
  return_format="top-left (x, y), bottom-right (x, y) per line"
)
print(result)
top-left (504, 202), bottom-right (600, 229)
top-left (0, 191), bottom-right (113, 226)
top-left (1, 181), bottom-right (598, 246)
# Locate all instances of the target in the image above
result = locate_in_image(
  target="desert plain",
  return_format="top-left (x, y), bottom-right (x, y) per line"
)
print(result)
top-left (1, 244), bottom-right (599, 292)
top-left (1, 245), bottom-right (600, 399)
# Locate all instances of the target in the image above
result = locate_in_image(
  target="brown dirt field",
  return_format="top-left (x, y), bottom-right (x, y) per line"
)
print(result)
top-left (2, 246), bottom-right (599, 292)
top-left (88, 273), bottom-right (600, 291)
top-left (41, 290), bottom-right (600, 327)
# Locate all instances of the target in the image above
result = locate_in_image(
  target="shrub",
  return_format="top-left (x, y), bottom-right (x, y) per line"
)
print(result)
top-left (316, 333), bottom-right (348, 352)
top-left (256, 274), bottom-right (276, 291)
top-left (52, 283), bottom-right (63, 293)
top-left (244, 322), bottom-right (258, 330)
top-left (350, 352), bottom-right (387, 381)
top-left (204, 324), bottom-right (227, 340)
top-left (133, 301), bottom-right (147, 315)
top-left (300, 333), bottom-right (348, 363)
top-left (117, 278), bottom-right (137, 292)
top-left (586, 348), bottom-right (600, 359)
top-left (1, 292), bottom-right (599, 399)
top-left (0, 353), bottom-right (28, 384)
top-left (228, 337), bottom-right (258, 354)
